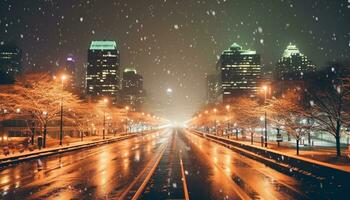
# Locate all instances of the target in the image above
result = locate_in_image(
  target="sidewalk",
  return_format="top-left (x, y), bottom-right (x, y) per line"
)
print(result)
top-left (0, 131), bottom-right (156, 166)
top-left (1, 135), bottom-right (118, 160)
top-left (222, 134), bottom-right (350, 172)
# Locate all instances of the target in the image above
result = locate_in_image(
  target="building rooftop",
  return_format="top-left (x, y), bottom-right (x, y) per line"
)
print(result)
top-left (124, 68), bottom-right (137, 74)
top-left (283, 43), bottom-right (302, 58)
top-left (223, 42), bottom-right (256, 55)
top-left (89, 41), bottom-right (117, 50)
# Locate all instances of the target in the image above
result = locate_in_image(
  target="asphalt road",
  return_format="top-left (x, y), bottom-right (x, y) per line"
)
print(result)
top-left (0, 130), bottom-right (171, 200)
top-left (0, 128), bottom-right (345, 200)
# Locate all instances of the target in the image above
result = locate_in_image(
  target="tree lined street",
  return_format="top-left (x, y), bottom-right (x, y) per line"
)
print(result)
top-left (2, 128), bottom-right (349, 199)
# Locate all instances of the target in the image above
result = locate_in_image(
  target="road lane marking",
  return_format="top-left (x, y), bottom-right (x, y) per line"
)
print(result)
top-left (131, 143), bottom-right (167, 200)
top-left (179, 156), bottom-right (190, 200)
top-left (183, 130), bottom-right (253, 200)
top-left (186, 131), bottom-right (310, 199)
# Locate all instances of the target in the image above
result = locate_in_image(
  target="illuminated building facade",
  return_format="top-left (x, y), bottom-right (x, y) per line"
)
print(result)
top-left (0, 44), bottom-right (21, 84)
top-left (120, 68), bottom-right (144, 111)
top-left (274, 43), bottom-right (316, 81)
top-left (206, 73), bottom-right (221, 104)
top-left (61, 54), bottom-right (77, 92)
top-left (217, 43), bottom-right (261, 102)
top-left (86, 41), bottom-right (121, 103)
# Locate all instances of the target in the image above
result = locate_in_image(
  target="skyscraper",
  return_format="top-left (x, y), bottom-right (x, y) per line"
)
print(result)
top-left (86, 41), bottom-right (121, 103)
top-left (61, 54), bottom-right (77, 92)
top-left (120, 68), bottom-right (144, 111)
top-left (274, 43), bottom-right (316, 81)
top-left (206, 73), bottom-right (220, 104)
top-left (217, 43), bottom-right (261, 102)
top-left (0, 44), bottom-right (21, 84)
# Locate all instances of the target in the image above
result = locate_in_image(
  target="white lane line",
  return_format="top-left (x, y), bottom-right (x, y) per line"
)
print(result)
top-left (118, 142), bottom-right (167, 200)
top-left (130, 143), bottom-right (167, 200)
top-left (179, 156), bottom-right (190, 200)
top-left (183, 130), bottom-right (252, 200)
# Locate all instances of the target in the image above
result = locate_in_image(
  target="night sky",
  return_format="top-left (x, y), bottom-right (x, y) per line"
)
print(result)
top-left (0, 0), bottom-right (349, 121)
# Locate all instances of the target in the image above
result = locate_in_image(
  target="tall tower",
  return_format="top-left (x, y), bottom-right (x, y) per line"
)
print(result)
top-left (120, 68), bottom-right (144, 111)
top-left (86, 41), bottom-right (121, 104)
top-left (217, 43), bottom-right (261, 102)
top-left (206, 73), bottom-right (220, 104)
top-left (62, 54), bottom-right (77, 92)
top-left (274, 43), bottom-right (316, 81)
top-left (0, 44), bottom-right (22, 84)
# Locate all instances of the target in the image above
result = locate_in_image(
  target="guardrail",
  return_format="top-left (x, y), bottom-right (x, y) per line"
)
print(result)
top-left (0, 131), bottom-right (157, 168)
top-left (191, 130), bottom-right (350, 188)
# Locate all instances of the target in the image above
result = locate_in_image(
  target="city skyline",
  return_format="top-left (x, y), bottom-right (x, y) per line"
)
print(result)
top-left (0, 1), bottom-right (350, 200)
top-left (0, 0), bottom-right (349, 121)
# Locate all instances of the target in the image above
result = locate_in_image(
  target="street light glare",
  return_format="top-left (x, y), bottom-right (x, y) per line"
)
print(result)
top-left (166, 88), bottom-right (173, 94)
top-left (103, 98), bottom-right (108, 103)
top-left (61, 75), bottom-right (67, 81)
top-left (262, 85), bottom-right (268, 91)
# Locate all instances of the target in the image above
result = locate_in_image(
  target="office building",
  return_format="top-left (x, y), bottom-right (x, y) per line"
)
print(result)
top-left (217, 43), bottom-right (261, 102)
top-left (86, 41), bottom-right (121, 103)
top-left (0, 44), bottom-right (21, 84)
top-left (274, 43), bottom-right (316, 81)
top-left (120, 68), bottom-right (144, 111)
top-left (206, 73), bottom-right (221, 104)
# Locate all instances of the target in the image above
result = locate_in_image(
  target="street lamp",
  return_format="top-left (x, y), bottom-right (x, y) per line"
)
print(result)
top-left (43, 111), bottom-right (48, 148)
top-left (103, 98), bottom-right (108, 139)
top-left (225, 105), bottom-right (231, 135)
top-left (125, 106), bottom-right (130, 133)
top-left (262, 85), bottom-right (269, 147)
top-left (213, 108), bottom-right (217, 135)
top-left (59, 74), bottom-right (66, 146)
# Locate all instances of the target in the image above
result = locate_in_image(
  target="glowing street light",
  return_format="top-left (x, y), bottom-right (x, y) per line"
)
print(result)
top-left (213, 108), bottom-right (218, 135)
top-left (59, 74), bottom-right (66, 146)
top-left (103, 98), bottom-right (109, 139)
top-left (261, 85), bottom-right (269, 148)
top-left (125, 105), bottom-right (130, 133)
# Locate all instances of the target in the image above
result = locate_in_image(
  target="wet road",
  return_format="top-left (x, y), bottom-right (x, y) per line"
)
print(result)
top-left (139, 129), bottom-right (314, 200)
top-left (0, 128), bottom-right (344, 199)
top-left (0, 130), bottom-right (171, 199)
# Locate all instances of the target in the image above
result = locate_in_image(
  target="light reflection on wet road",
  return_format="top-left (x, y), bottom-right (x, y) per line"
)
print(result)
top-left (0, 128), bottom-right (344, 199)
top-left (0, 130), bottom-right (171, 199)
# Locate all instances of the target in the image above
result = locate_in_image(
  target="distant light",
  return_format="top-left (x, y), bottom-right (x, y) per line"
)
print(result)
top-left (166, 88), bottom-right (173, 94)
top-left (66, 57), bottom-right (74, 62)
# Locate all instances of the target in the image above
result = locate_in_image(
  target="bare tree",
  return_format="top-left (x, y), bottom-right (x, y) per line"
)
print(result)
top-left (304, 63), bottom-right (350, 157)
top-left (0, 73), bottom-right (82, 147)
top-left (269, 90), bottom-right (314, 155)
top-left (233, 97), bottom-right (263, 144)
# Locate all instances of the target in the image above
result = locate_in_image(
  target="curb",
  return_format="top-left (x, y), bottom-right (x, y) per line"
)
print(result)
top-left (0, 131), bottom-right (155, 168)
top-left (189, 130), bottom-right (350, 188)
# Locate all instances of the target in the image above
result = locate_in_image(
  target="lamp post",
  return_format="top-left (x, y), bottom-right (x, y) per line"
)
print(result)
top-left (103, 98), bottom-right (108, 140)
top-left (125, 106), bottom-right (129, 133)
top-left (262, 85), bottom-right (268, 148)
top-left (225, 105), bottom-right (230, 136)
top-left (141, 112), bottom-right (145, 134)
top-left (213, 108), bottom-right (217, 135)
top-left (43, 111), bottom-right (48, 148)
top-left (59, 75), bottom-right (66, 146)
